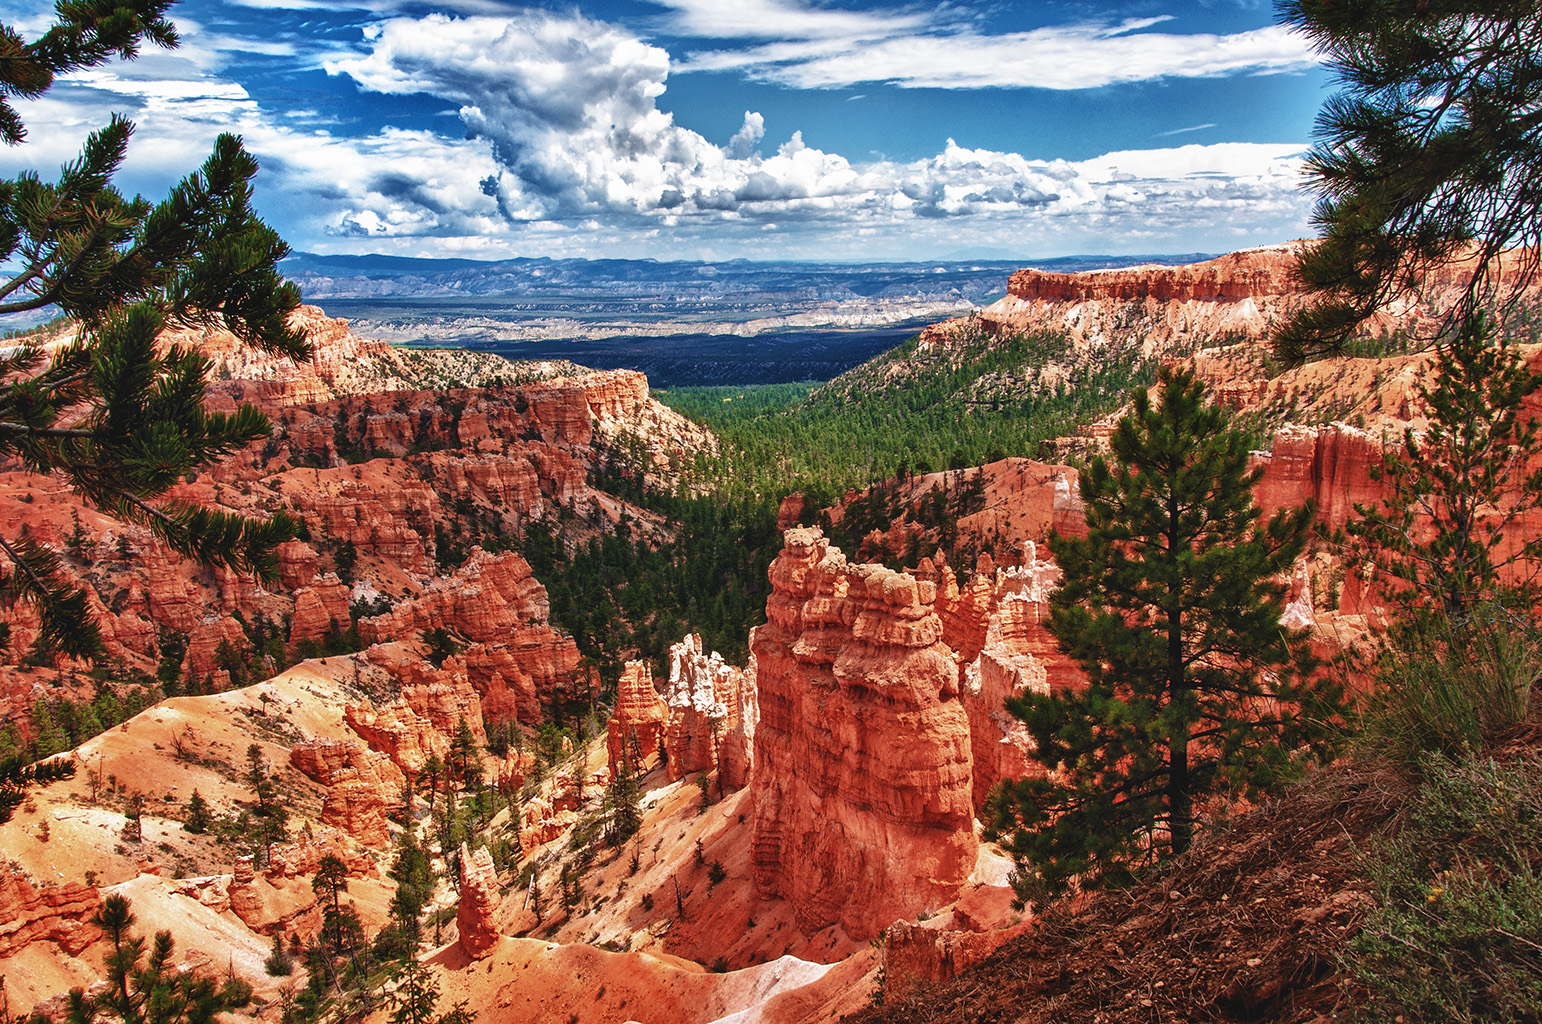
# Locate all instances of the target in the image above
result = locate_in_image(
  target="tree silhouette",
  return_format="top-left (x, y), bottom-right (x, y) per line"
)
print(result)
top-left (1274, 0), bottom-right (1542, 363)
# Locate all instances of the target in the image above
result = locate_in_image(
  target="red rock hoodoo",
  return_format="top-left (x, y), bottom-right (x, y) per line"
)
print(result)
top-left (749, 527), bottom-right (977, 940)
top-left (456, 842), bottom-right (501, 958)
top-left (606, 660), bottom-right (668, 772)
top-left (662, 633), bottom-right (754, 786)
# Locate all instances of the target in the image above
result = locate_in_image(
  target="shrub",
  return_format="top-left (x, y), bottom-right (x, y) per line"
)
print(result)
top-left (1369, 604), bottom-right (1539, 771)
top-left (1348, 755), bottom-right (1542, 1023)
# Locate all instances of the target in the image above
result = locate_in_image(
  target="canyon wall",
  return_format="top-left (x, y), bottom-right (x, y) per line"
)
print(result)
top-left (923, 244), bottom-right (1529, 358)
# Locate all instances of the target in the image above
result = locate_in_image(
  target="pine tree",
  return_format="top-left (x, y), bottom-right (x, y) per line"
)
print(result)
top-left (384, 821), bottom-right (432, 958)
top-left (77, 894), bottom-right (251, 1024)
top-left (311, 854), bottom-right (349, 955)
top-left (449, 716), bottom-right (479, 792)
top-left (603, 733), bottom-right (642, 847)
top-left (245, 743), bottom-right (274, 816)
top-left (987, 368), bottom-right (1347, 894)
top-left (0, 2), bottom-right (308, 659)
top-left (1273, 0), bottom-right (1542, 364)
top-left (1346, 312), bottom-right (1542, 621)
top-left (183, 789), bottom-right (210, 834)
top-left (384, 961), bottom-right (455, 1024)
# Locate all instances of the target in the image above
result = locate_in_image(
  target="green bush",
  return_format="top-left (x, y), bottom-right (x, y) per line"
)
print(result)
top-left (1368, 604), bottom-right (1539, 770)
top-left (1348, 755), bottom-right (1542, 1023)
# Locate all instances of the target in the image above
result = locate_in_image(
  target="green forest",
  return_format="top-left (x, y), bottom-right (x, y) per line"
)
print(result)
top-left (521, 321), bottom-right (1153, 693)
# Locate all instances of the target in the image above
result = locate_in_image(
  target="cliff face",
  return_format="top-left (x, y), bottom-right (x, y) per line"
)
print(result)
top-left (750, 528), bottom-right (977, 940)
top-left (0, 304), bottom-right (706, 732)
top-left (0, 866), bottom-right (101, 957)
top-left (924, 245), bottom-right (1525, 359)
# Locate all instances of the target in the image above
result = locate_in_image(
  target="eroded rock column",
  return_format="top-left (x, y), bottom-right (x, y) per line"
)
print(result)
top-left (749, 527), bottom-right (976, 940)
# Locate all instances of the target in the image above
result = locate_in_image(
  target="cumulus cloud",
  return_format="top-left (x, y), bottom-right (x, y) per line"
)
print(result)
top-left (1, 4), bottom-right (1318, 260)
top-left (316, 10), bottom-right (1312, 250)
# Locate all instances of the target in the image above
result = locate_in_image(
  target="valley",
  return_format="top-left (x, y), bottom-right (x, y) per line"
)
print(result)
top-left (1, 248), bottom-right (1539, 1024)
top-left (287, 253), bottom-right (1215, 388)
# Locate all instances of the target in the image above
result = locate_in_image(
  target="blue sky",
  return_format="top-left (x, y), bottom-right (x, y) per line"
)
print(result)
top-left (1, 0), bottom-right (1333, 261)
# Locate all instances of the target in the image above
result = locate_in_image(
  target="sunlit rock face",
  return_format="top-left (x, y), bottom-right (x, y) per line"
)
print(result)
top-left (662, 633), bottom-right (755, 787)
top-left (750, 527), bottom-right (977, 941)
top-left (606, 659), bottom-right (667, 772)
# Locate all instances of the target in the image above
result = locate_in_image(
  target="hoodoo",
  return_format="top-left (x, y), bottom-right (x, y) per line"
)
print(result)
top-left (750, 528), bottom-right (977, 939)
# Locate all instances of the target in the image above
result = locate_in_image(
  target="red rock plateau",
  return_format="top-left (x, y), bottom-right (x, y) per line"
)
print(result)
top-left (922, 244), bottom-right (1540, 358)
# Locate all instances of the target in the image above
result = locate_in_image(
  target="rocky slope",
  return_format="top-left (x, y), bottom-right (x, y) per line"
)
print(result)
top-left (0, 307), bottom-right (712, 732)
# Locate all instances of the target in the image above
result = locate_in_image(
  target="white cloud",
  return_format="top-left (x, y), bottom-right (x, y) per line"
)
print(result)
top-left (315, 11), bottom-right (1312, 248)
top-left (1156, 123), bottom-right (1218, 138)
top-left (646, 0), bottom-right (929, 41)
top-left (679, 21), bottom-right (1317, 90)
top-left (0, 6), bottom-right (1319, 261)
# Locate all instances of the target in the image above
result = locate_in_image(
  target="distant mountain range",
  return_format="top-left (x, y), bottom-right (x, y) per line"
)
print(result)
top-left (280, 252), bottom-right (1219, 303)
top-left (276, 251), bottom-right (1222, 388)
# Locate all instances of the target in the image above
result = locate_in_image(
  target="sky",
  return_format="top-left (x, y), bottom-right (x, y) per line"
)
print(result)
top-left (1, 0), bottom-right (1336, 262)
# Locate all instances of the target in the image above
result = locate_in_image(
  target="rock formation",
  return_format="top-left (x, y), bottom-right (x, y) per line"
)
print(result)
top-left (361, 551), bottom-right (592, 723)
top-left (1252, 423), bottom-right (1390, 532)
top-left (0, 866), bottom-right (101, 957)
top-left (922, 245), bottom-right (1511, 358)
top-left (750, 527), bottom-right (977, 940)
top-left (456, 843), bottom-right (501, 958)
top-left (661, 634), bottom-right (753, 785)
top-left (718, 645), bottom-right (758, 791)
top-left (881, 886), bottom-right (1031, 1002)
top-left (344, 700), bottom-right (449, 775)
top-left (606, 661), bottom-right (667, 772)
top-left (289, 576), bottom-right (353, 646)
top-left (290, 739), bottom-right (407, 847)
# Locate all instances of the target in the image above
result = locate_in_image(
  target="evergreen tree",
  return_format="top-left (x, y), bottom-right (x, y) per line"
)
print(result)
top-left (987, 368), bottom-right (1346, 894)
top-left (1274, 0), bottom-right (1542, 364)
top-left (245, 743), bottom-right (275, 816)
top-left (311, 854), bottom-right (349, 955)
top-left (1346, 312), bottom-right (1542, 621)
top-left (0, 1), bottom-right (307, 658)
top-left (182, 789), bottom-right (210, 834)
top-left (263, 931), bottom-right (292, 977)
top-left (603, 733), bottom-right (643, 847)
top-left (449, 716), bottom-right (479, 792)
top-left (121, 794), bottom-right (143, 844)
top-left (421, 752), bottom-right (444, 815)
top-left (79, 894), bottom-right (251, 1024)
top-left (29, 699), bottom-right (68, 758)
top-left (383, 821), bottom-right (433, 958)
top-left (387, 965), bottom-right (435, 1024)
